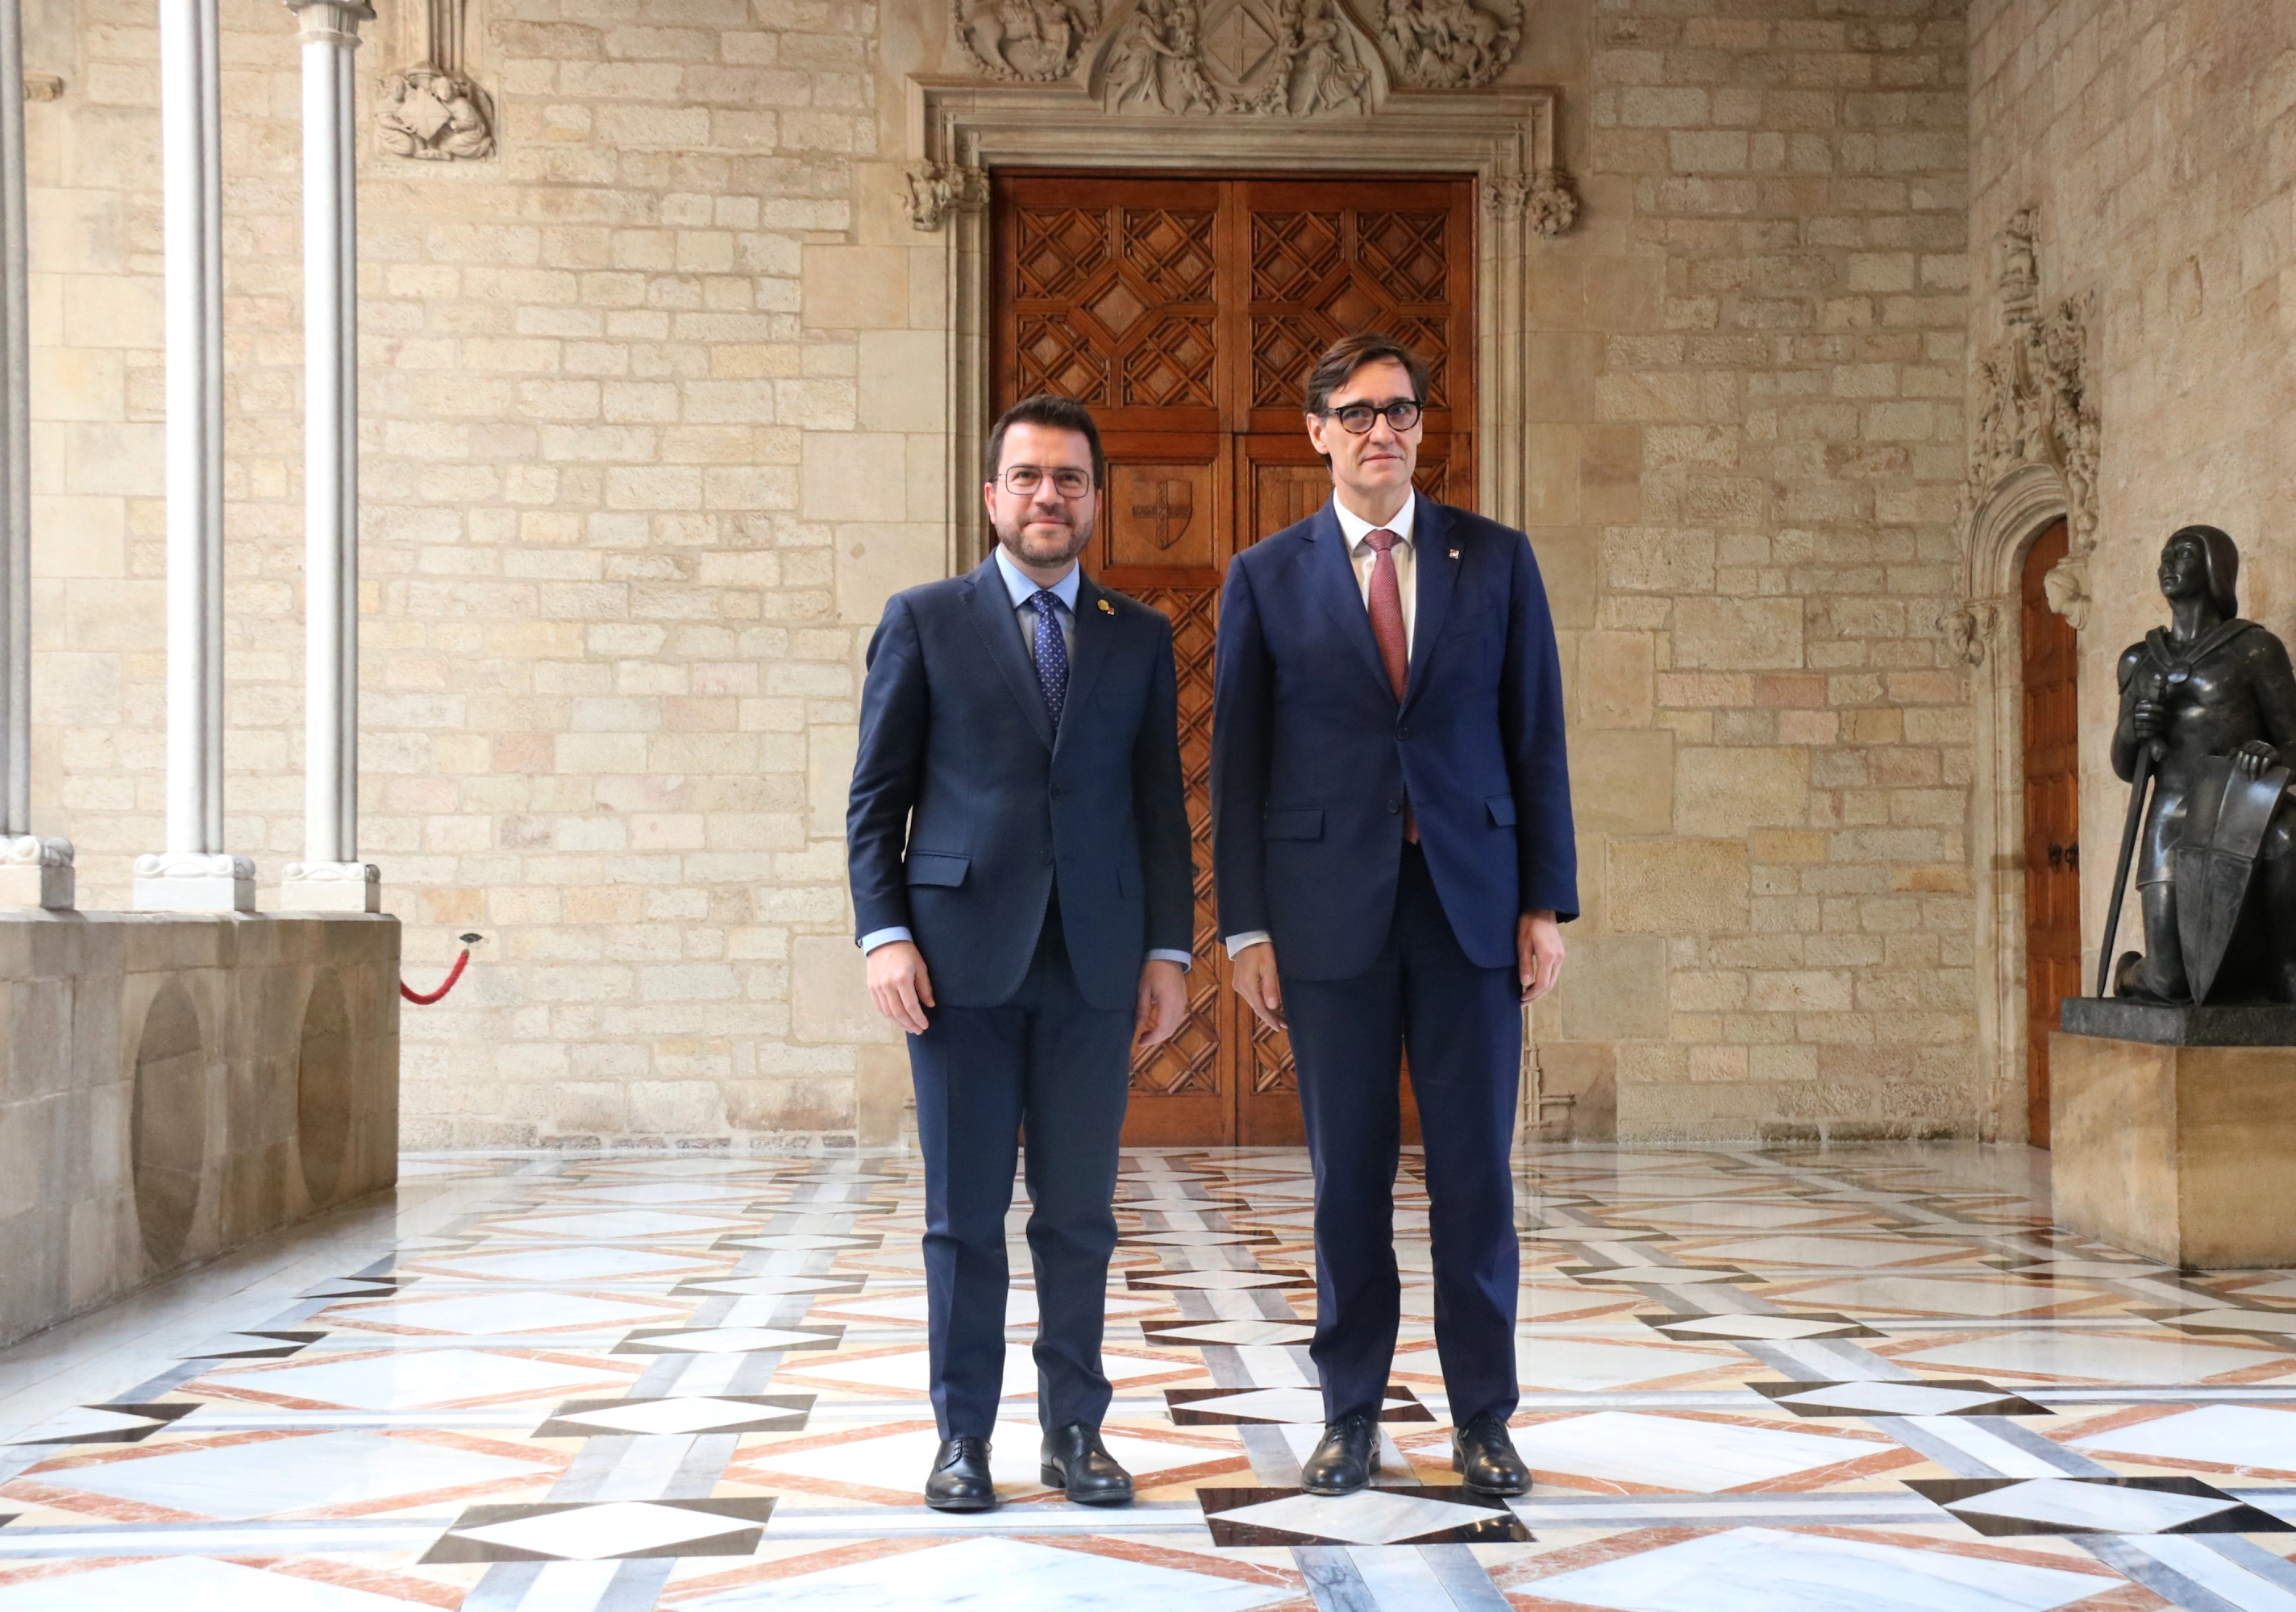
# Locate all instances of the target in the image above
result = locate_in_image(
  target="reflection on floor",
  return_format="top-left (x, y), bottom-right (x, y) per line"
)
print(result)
top-left (1, 1145), bottom-right (2295, 1607)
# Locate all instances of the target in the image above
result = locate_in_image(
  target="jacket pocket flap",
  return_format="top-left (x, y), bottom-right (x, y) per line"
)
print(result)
top-left (905, 852), bottom-right (970, 887)
top-left (1485, 794), bottom-right (1518, 827)
top-left (1262, 808), bottom-right (1325, 841)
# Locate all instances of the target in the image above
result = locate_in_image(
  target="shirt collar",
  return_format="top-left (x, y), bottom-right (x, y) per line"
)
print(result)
top-left (1333, 491), bottom-right (1417, 551)
top-left (993, 545), bottom-right (1083, 612)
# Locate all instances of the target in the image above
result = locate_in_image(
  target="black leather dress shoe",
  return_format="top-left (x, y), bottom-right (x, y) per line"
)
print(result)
top-left (1451, 1410), bottom-right (1531, 1496)
top-left (1300, 1412), bottom-right (1377, 1495)
top-left (1039, 1423), bottom-right (1135, 1506)
top-left (925, 1435), bottom-right (996, 1511)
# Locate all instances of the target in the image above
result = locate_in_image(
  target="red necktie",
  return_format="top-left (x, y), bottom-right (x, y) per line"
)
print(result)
top-left (1363, 529), bottom-right (1416, 842)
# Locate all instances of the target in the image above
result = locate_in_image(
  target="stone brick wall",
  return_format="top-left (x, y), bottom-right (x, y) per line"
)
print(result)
top-left (1966, 0), bottom-right (2296, 982)
top-left (1533, 0), bottom-right (1976, 1140)
top-left (19, 0), bottom-right (1991, 1147)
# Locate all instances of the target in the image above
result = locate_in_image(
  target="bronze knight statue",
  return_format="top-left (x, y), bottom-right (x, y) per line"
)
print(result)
top-left (2106, 526), bottom-right (2296, 1004)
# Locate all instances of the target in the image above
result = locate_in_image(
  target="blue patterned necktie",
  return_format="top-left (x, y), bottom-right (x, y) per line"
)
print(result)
top-left (1030, 588), bottom-right (1068, 729)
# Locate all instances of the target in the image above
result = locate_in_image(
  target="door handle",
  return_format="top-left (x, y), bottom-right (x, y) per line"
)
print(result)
top-left (2047, 843), bottom-right (2079, 870)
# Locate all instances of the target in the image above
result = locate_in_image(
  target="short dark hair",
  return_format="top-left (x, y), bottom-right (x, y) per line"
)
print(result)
top-left (1302, 333), bottom-right (1431, 418)
top-left (984, 394), bottom-right (1106, 488)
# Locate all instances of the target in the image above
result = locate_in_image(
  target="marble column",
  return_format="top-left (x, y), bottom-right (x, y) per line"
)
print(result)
top-left (134, 0), bottom-right (252, 912)
top-left (279, 0), bottom-right (377, 913)
top-left (0, 0), bottom-right (70, 908)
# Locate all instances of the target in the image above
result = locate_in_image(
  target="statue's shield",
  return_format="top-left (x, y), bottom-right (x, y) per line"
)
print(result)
top-left (2174, 757), bottom-right (2291, 1003)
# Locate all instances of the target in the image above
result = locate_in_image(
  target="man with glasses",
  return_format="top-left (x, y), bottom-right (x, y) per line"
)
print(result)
top-left (1212, 333), bottom-right (1577, 1497)
top-left (848, 394), bottom-right (1192, 1511)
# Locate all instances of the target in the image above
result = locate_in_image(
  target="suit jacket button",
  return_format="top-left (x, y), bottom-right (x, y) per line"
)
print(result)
top-left (1386, 798), bottom-right (1402, 814)
top-left (1399, 725), bottom-right (1411, 739)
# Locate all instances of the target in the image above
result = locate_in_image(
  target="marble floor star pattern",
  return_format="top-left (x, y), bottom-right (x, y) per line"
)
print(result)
top-left (1, 1145), bottom-right (2295, 1607)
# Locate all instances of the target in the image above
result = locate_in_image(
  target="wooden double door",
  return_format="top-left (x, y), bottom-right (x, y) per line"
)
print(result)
top-left (992, 171), bottom-right (1478, 1145)
top-left (2021, 519), bottom-right (2080, 1147)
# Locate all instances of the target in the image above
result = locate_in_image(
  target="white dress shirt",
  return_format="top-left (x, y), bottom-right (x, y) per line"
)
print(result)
top-left (1224, 492), bottom-right (1420, 959)
top-left (861, 548), bottom-right (1190, 970)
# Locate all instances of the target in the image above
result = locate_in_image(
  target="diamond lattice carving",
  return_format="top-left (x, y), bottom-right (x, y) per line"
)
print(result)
top-left (1123, 317), bottom-right (1217, 407)
top-left (1129, 585), bottom-right (1221, 1099)
top-left (1357, 212), bottom-right (1450, 303)
top-left (1251, 212), bottom-right (1343, 301)
top-left (1015, 314), bottom-right (1111, 402)
top-left (1251, 1015), bottom-right (1296, 1095)
top-left (1014, 208), bottom-right (1110, 298)
top-left (1086, 274), bottom-right (1150, 338)
top-left (1121, 210), bottom-right (1217, 301)
top-left (1250, 313), bottom-right (1333, 409)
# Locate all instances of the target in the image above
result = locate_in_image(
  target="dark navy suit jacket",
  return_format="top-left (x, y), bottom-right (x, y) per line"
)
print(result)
top-left (1211, 496), bottom-right (1577, 981)
top-left (847, 556), bottom-right (1193, 1012)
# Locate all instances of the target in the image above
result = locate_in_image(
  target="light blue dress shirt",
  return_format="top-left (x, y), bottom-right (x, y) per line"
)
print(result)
top-left (859, 549), bottom-right (1192, 972)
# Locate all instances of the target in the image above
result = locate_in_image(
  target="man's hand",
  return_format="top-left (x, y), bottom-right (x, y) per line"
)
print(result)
top-left (1518, 911), bottom-right (1564, 1004)
top-left (865, 940), bottom-right (935, 1035)
top-left (1135, 958), bottom-right (1188, 1049)
top-left (1231, 941), bottom-right (1286, 1032)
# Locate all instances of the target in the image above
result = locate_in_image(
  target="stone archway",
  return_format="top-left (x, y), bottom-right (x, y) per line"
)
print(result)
top-left (1956, 462), bottom-right (2075, 1144)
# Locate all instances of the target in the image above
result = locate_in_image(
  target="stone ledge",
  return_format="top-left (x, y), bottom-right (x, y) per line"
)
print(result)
top-left (2061, 996), bottom-right (2296, 1048)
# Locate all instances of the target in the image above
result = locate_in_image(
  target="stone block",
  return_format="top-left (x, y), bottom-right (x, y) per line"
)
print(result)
top-left (1608, 838), bottom-right (1751, 933)
top-left (1571, 729), bottom-right (1675, 835)
top-left (2050, 1032), bottom-right (2296, 1268)
top-left (790, 932), bottom-right (895, 1045)
top-left (1674, 746), bottom-right (1809, 835)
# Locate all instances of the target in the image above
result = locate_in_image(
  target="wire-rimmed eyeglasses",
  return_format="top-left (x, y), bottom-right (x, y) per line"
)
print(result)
top-left (1321, 400), bottom-right (1423, 434)
top-left (996, 464), bottom-right (1095, 498)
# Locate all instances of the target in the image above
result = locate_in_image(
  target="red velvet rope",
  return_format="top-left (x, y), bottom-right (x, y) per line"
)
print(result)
top-left (401, 949), bottom-right (471, 1005)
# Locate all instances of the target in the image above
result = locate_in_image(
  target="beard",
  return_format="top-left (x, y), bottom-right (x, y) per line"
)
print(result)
top-left (994, 500), bottom-right (1095, 570)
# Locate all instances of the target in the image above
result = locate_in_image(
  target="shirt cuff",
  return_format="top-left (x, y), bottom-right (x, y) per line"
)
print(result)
top-left (1146, 948), bottom-right (1192, 971)
top-left (1223, 931), bottom-right (1272, 959)
top-left (859, 927), bottom-right (913, 954)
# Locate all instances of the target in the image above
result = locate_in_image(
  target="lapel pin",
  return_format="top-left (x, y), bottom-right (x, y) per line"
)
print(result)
top-left (1448, 548), bottom-right (1460, 559)
top-left (1097, 598), bottom-right (1115, 615)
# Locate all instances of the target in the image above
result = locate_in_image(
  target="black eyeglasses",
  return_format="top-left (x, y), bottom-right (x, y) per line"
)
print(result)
top-left (997, 465), bottom-right (1094, 497)
top-left (1321, 399), bottom-right (1423, 434)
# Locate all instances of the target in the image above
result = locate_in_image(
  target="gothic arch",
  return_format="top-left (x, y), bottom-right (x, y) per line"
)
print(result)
top-left (1957, 462), bottom-right (2073, 1145)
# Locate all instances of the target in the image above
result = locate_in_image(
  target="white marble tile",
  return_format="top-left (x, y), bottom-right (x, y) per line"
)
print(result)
top-left (1658, 1315), bottom-right (1858, 1340)
top-left (28, 1429), bottom-right (551, 1519)
top-left (319, 1291), bottom-right (672, 1336)
top-left (784, 1345), bottom-right (1185, 1395)
top-left (2071, 1404), bottom-right (2296, 1469)
top-left (2121, 1535), bottom-right (2296, 1612)
top-left (0, 1556), bottom-right (424, 1610)
top-left (1211, 1487), bottom-right (1496, 1544)
top-left (10, 1405), bottom-right (166, 1442)
top-left (1149, 1319), bottom-right (1316, 1347)
top-left (485, 1210), bottom-right (747, 1241)
top-left (630, 1326), bottom-right (835, 1353)
top-left (1524, 1524), bottom-right (2111, 1611)
top-left (1774, 1381), bottom-right (2003, 1416)
top-left (410, 1246), bottom-right (720, 1283)
top-left (682, 1535), bottom-right (1292, 1611)
top-left (550, 1397), bottom-right (796, 1435)
top-left (1683, 1236), bottom-right (1950, 1268)
top-left (747, 1419), bottom-right (1228, 1493)
top-left (1897, 1328), bottom-right (2284, 1384)
top-left (677, 1275), bottom-right (859, 1298)
top-left (1512, 1410), bottom-right (1875, 1490)
top-left (1947, 1477), bottom-right (2236, 1534)
top-left (2161, 1308), bottom-right (2296, 1336)
top-left (198, 1348), bottom-right (620, 1410)
top-left (1621, 1203), bottom-right (1855, 1230)
top-left (1517, 1340), bottom-right (1737, 1390)
top-left (1176, 1387), bottom-right (1413, 1423)
top-left (453, 1499), bottom-right (747, 1559)
top-left (1782, 1277), bottom-right (2088, 1317)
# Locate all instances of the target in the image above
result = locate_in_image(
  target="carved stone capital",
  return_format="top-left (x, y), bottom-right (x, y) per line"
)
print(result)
top-left (905, 160), bottom-right (988, 232)
top-left (1938, 600), bottom-right (1999, 666)
top-left (281, 861), bottom-right (383, 913)
top-left (285, 0), bottom-right (375, 48)
top-left (0, 837), bottom-right (75, 912)
top-left (132, 852), bottom-right (257, 914)
top-left (2042, 551), bottom-right (2090, 631)
top-left (1485, 167), bottom-right (1578, 236)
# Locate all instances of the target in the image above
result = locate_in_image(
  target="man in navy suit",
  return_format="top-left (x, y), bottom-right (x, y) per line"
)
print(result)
top-left (848, 395), bottom-right (1193, 1511)
top-left (1212, 334), bottom-right (1576, 1497)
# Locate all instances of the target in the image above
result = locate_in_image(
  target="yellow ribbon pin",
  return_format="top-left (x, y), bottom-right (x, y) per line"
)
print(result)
top-left (1098, 598), bottom-right (1115, 615)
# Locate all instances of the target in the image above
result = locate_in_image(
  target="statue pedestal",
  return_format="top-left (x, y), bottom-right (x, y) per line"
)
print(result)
top-left (2051, 1003), bottom-right (2296, 1268)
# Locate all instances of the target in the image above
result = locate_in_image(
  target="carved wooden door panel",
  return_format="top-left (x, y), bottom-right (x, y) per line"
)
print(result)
top-left (2022, 519), bottom-right (2080, 1148)
top-left (993, 172), bottom-right (1476, 1146)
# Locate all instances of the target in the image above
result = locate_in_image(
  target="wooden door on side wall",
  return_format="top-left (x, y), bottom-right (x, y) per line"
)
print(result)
top-left (992, 172), bottom-right (1477, 1147)
top-left (2022, 518), bottom-right (2080, 1148)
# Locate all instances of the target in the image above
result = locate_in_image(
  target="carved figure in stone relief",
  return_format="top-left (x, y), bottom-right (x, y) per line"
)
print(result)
top-left (1383, 0), bottom-right (1515, 89)
top-left (954, 0), bottom-right (1088, 81)
top-left (2107, 527), bottom-right (2296, 1006)
top-left (376, 64), bottom-right (495, 161)
top-left (1101, 0), bottom-right (1214, 112)
top-left (1287, 0), bottom-right (1371, 114)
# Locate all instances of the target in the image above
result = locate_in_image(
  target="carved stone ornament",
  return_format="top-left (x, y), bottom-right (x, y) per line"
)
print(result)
top-left (1486, 167), bottom-right (1578, 237)
top-left (958, 0), bottom-right (1524, 116)
top-left (1966, 208), bottom-right (2099, 628)
top-left (379, 0), bottom-right (493, 161)
top-left (905, 160), bottom-right (989, 232)
top-left (1937, 600), bottom-right (1999, 667)
top-left (21, 73), bottom-right (62, 102)
top-left (377, 64), bottom-right (495, 160)
top-left (1382, 0), bottom-right (1521, 89)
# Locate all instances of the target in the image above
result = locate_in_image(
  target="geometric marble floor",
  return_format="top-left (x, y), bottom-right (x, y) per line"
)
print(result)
top-left (2, 1145), bottom-right (2295, 1608)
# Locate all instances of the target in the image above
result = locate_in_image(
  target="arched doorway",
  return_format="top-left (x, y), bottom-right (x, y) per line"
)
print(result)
top-left (2019, 518), bottom-right (2079, 1146)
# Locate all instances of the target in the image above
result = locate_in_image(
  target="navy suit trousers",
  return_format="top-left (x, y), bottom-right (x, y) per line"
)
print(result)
top-left (1282, 843), bottom-right (1522, 1427)
top-left (905, 904), bottom-right (1134, 1440)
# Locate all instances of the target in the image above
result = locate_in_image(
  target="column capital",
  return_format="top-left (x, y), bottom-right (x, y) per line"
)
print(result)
top-left (0, 836), bottom-right (73, 910)
top-left (284, 0), bottom-right (374, 48)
